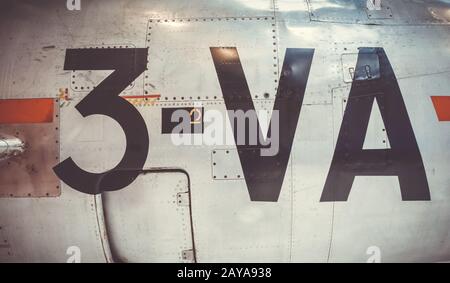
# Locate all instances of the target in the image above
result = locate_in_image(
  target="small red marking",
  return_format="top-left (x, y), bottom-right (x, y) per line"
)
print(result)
top-left (431, 96), bottom-right (450, 122)
top-left (122, 94), bottom-right (161, 100)
top-left (0, 98), bottom-right (54, 124)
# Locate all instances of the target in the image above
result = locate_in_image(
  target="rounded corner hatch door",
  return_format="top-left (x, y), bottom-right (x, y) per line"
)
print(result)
top-left (101, 171), bottom-right (195, 263)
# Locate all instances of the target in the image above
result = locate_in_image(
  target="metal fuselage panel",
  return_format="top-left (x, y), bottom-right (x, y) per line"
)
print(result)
top-left (0, 0), bottom-right (449, 262)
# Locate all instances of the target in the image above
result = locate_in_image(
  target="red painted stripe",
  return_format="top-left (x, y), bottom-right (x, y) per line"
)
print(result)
top-left (122, 94), bottom-right (161, 100)
top-left (431, 96), bottom-right (450, 122)
top-left (0, 98), bottom-right (54, 124)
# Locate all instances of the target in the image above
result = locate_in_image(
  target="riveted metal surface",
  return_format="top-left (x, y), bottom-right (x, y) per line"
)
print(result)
top-left (306, 0), bottom-right (450, 25)
top-left (212, 149), bottom-right (244, 180)
top-left (70, 44), bottom-right (136, 93)
top-left (102, 172), bottom-right (195, 263)
top-left (144, 17), bottom-right (279, 102)
top-left (0, 0), bottom-right (449, 263)
top-left (0, 99), bottom-right (60, 198)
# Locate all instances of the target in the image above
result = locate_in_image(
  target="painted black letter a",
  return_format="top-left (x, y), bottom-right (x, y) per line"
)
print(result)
top-left (321, 48), bottom-right (430, 202)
